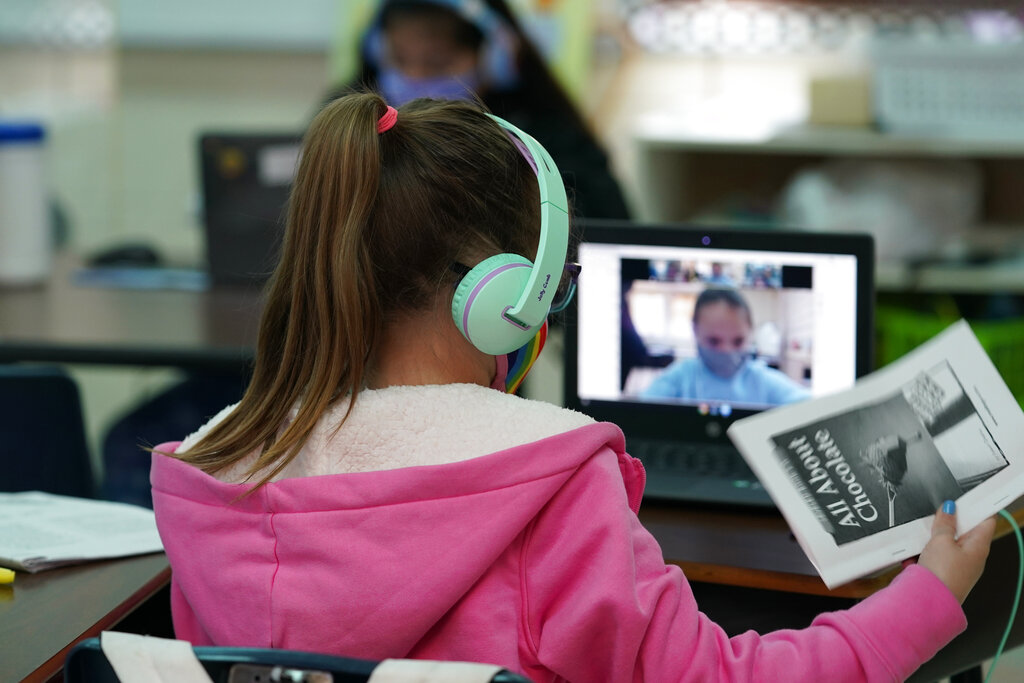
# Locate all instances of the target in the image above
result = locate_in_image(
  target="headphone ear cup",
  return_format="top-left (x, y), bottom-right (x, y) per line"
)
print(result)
top-left (451, 253), bottom-right (540, 355)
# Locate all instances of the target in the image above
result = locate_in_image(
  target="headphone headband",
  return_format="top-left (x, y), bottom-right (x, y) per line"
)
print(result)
top-left (485, 114), bottom-right (569, 329)
top-left (449, 113), bottom-right (569, 355)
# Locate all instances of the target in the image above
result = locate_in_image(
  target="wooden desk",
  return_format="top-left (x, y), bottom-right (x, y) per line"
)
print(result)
top-left (640, 503), bottom-right (891, 599)
top-left (0, 256), bottom-right (262, 370)
top-left (643, 500), bottom-right (1024, 597)
top-left (0, 553), bottom-right (170, 683)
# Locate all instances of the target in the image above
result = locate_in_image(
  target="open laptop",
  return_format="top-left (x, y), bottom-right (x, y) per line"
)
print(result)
top-left (198, 132), bottom-right (302, 286)
top-left (564, 220), bottom-right (874, 508)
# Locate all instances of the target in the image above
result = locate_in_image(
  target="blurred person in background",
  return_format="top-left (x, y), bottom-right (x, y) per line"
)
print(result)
top-left (326, 0), bottom-right (630, 220)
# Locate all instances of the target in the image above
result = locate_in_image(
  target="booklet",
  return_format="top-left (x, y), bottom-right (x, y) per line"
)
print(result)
top-left (0, 491), bottom-right (164, 572)
top-left (728, 320), bottom-right (1024, 589)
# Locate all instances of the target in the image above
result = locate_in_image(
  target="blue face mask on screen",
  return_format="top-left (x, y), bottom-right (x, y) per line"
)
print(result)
top-left (378, 67), bottom-right (480, 106)
top-left (698, 346), bottom-right (749, 379)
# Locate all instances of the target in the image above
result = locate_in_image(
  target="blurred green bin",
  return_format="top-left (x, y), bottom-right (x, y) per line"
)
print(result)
top-left (875, 307), bottom-right (1024, 408)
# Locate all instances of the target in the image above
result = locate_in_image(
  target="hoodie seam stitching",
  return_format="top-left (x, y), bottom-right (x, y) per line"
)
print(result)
top-left (151, 488), bottom-right (250, 508)
top-left (155, 465), bottom-right (590, 513)
top-left (519, 518), bottom-right (542, 663)
top-left (268, 500), bottom-right (281, 649)
top-left (260, 472), bottom-right (578, 511)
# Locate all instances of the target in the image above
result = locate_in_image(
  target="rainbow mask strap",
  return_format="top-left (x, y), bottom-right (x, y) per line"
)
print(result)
top-left (503, 321), bottom-right (548, 394)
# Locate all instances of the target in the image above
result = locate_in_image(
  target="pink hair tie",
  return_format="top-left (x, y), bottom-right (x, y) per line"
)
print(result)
top-left (377, 105), bottom-right (398, 134)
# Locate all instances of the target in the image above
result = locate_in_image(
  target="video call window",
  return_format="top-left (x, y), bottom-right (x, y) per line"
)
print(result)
top-left (620, 258), bottom-right (814, 410)
top-left (574, 241), bottom-right (859, 415)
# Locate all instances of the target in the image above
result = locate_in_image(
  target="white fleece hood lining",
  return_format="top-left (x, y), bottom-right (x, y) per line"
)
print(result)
top-left (178, 384), bottom-right (594, 484)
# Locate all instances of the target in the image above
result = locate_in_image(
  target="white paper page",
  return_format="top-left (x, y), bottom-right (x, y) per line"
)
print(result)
top-left (0, 491), bottom-right (163, 572)
top-left (729, 321), bottom-right (1024, 588)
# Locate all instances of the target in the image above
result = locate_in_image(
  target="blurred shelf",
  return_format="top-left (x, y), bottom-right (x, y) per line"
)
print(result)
top-left (635, 118), bottom-right (1024, 157)
top-left (877, 260), bottom-right (1024, 294)
top-left (632, 116), bottom-right (1024, 296)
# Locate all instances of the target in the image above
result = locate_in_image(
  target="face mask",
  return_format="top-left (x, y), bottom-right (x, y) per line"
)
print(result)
top-left (698, 345), bottom-right (748, 379)
top-left (378, 67), bottom-right (480, 106)
top-left (490, 321), bottom-right (548, 394)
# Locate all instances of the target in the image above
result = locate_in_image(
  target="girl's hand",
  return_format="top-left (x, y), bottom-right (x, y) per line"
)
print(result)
top-left (917, 501), bottom-right (996, 604)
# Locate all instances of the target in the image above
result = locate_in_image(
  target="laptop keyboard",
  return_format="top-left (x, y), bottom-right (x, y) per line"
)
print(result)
top-left (631, 440), bottom-right (754, 479)
top-left (629, 439), bottom-right (773, 507)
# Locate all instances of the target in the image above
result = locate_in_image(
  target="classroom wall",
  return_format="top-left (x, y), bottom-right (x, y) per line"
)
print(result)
top-left (115, 48), bottom-right (328, 263)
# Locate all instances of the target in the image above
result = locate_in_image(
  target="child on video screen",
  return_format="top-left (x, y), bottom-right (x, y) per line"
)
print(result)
top-left (641, 287), bottom-right (810, 406)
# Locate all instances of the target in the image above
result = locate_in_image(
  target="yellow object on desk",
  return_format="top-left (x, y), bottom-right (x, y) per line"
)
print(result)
top-left (0, 568), bottom-right (14, 584)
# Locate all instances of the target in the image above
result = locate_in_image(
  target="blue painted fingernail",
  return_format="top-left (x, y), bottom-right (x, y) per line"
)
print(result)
top-left (942, 500), bottom-right (955, 514)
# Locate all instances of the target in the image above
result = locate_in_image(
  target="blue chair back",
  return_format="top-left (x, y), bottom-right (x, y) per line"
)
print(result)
top-left (0, 365), bottom-right (95, 498)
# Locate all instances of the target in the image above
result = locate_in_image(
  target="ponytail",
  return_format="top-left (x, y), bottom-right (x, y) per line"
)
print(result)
top-left (175, 93), bottom-right (541, 487)
top-left (178, 95), bottom-right (390, 484)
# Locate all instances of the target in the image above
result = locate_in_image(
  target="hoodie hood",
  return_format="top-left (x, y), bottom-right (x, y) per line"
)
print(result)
top-left (151, 384), bottom-right (640, 662)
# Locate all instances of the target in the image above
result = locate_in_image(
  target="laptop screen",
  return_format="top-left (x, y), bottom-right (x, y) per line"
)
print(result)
top-left (564, 221), bottom-right (874, 443)
top-left (199, 132), bottom-right (302, 285)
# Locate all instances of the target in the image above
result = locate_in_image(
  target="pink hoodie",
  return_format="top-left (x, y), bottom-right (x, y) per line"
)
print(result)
top-left (151, 384), bottom-right (965, 682)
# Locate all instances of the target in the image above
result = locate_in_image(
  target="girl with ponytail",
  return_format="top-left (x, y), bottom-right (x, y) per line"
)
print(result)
top-left (152, 93), bottom-right (994, 683)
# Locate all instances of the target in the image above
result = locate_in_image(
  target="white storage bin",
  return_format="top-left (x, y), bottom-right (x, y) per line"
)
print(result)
top-left (0, 122), bottom-right (50, 286)
top-left (872, 42), bottom-right (1024, 138)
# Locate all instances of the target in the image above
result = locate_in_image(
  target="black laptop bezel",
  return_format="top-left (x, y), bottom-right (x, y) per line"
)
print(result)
top-left (562, 219), bottom-right (875, 446)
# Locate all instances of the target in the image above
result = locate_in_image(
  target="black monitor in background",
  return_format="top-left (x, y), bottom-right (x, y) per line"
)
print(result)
top-left (198, 132), bottom-right (302, 286)
top-left (0, 365), bottom-right (95, 498)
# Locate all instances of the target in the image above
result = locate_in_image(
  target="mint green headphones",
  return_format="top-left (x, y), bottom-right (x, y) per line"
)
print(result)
top-left (450, 114), bottom-right (570, 355)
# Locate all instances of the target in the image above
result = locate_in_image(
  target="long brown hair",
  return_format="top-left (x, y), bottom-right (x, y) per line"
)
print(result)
top-left (175, 93), bottom-right (540, 485)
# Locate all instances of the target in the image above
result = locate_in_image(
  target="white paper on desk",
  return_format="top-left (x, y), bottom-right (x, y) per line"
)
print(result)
top-left (0, 491), bottom-right (163, 572)
top-left (728, 320), bottom-right (1024, 589)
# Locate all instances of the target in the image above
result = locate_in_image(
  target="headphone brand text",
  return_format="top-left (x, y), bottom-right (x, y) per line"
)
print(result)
top-left (537, 273), bottom-right (551, 302)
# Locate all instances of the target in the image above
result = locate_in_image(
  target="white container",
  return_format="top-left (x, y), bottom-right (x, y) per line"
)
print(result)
top-left (872, 41), bottom-right (1024, 139)
top-left (0, 122), bottom-right (50, 286)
